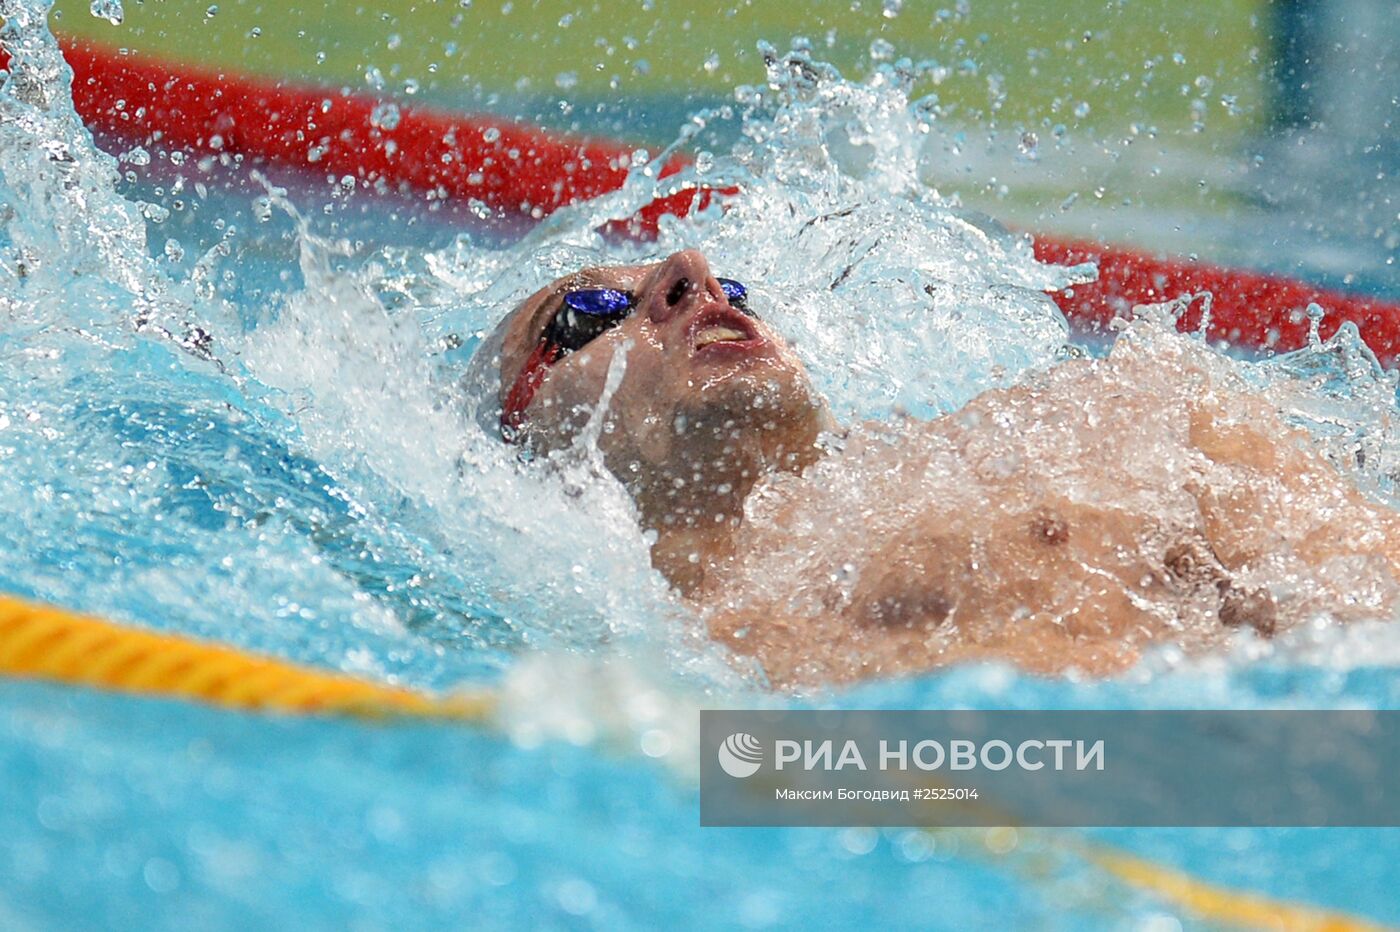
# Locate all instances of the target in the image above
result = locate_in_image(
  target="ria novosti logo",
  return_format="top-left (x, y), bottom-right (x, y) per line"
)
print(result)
top-left (717, 732), bottom-right (764, 778)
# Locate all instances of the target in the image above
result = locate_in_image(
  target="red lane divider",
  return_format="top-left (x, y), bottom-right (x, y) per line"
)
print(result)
top-left (6, 38), bottom-right (1399, 362)
top-left (1034, 239), bottom-right (1400, 365)
top-left (1, 38), bottom-right (704, 230)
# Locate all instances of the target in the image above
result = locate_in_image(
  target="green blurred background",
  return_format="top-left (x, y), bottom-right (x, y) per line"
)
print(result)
top-left (50, 0), bottom-right (1280, 252)
top-left (53, 0), bottom-right (1266, 139)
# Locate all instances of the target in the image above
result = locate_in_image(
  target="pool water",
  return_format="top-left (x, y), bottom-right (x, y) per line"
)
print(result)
top-left (3, 0), bottom-right (1400, 927)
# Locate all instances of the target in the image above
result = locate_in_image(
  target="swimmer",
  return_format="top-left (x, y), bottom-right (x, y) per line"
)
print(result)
top-left (476, 249), bottom-right (1400, 686)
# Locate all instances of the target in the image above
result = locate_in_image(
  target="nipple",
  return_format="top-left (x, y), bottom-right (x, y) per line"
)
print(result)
top-left (1029, 511), bottom-right (1069, 546)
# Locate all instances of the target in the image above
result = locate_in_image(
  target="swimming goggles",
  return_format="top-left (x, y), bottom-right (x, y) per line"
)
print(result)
top-left (501, 278), bottom-right (750, 438)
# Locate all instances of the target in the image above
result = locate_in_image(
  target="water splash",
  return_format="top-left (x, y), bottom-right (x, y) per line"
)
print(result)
top-left (1, 1), bottom-right (1398, 694)
top-left (434, 44), bottom-right (1086, 424)
top-left (0, 0), bottom-right (705, 686)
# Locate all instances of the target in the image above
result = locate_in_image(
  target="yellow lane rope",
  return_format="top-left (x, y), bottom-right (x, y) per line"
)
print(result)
top-left (0, 595), bottom-right (494, 722)
top-left (0, 594), bottom-right (1387, 929)
top-left (1078, 843), bottom-right (1386, 931)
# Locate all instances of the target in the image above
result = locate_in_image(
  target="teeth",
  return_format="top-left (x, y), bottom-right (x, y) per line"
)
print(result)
top-left (695, 326), bottom-right (748, 347)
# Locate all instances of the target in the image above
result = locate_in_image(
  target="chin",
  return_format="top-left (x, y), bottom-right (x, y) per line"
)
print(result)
top-left (689, 363), bottom-right (819, 430)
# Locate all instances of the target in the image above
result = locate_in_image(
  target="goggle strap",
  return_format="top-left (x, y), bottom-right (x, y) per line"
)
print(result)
top-left (500, 340), bottom-right (561, 439)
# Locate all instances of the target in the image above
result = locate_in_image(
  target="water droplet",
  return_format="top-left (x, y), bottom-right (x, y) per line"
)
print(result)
top-left (1189, 98), bottom-right (1208, 131)
top-left (881, 0), bottom-right (903, 18)
top-left (364, 66), bottom-right (386, 91)
top-left (912, 92), bottom-right (940, 123)
top-left (370, 101), bottom-right (401, 130)
top-left (482, 126), bottom-right (501, 143)
top-left (869, 38), bottom-right (895, 61)
top-left (702, 52), bottom-right (720, 74)
top-left (1073, 101), bottom-right (1091, 119)
top-left (164, 238), bottom-right (185, 262)
top-left (554, 71), bottom-right (578, 90)
top-left (1306, 303), bottom-right (1326, 347)
top-left (386, 33), bottom-right (402, 51)
top-left (694, 150), bottom-right (714, 173)
top-left (203, 4), bottom-right (218, 21)
top-left (89, 0), bottom-right (123, 25)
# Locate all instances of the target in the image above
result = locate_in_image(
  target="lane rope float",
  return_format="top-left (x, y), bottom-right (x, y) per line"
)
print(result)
top-left (0, 595), bottom-right (494, 722)
top-left (1080, 845), bottom-right (1385, 932)
top-left (1033, 237), bottom-right (1400, 367)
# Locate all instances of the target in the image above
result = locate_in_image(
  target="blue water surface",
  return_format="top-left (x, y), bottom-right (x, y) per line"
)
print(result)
top-left (3, 18), bottom-right (1400, 928)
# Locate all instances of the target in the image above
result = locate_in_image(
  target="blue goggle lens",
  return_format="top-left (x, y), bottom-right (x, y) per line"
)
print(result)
top-left (718, 278), bottom-right (748, 307)
top-left (545, 288), bottom-right (636, 353)
top-left (563, 288), bottom-right (634, 317)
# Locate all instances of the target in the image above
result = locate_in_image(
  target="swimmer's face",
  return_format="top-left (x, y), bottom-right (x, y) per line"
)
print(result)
top-left (496, 249), bottom-right (824, 471)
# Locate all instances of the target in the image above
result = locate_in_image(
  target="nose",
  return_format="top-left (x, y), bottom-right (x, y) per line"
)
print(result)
top-left (645, 249), bottom-right (727, 324)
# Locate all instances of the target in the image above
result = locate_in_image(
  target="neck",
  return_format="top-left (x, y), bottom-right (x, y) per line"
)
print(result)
top-left (626, 409), bottom-right (830, 595)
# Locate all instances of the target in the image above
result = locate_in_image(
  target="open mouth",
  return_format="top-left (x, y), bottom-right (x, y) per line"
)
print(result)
top-left (695, 325), bottom-right (751, 348)
top-left (687, 306), bottom-right (762, 352)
